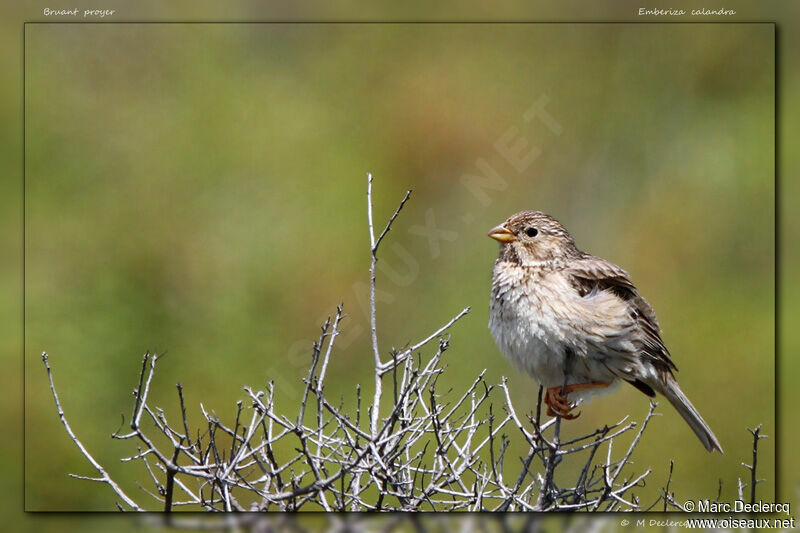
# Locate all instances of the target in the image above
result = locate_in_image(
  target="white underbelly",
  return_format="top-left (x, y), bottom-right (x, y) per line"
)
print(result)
top-left (489, 312), bottom-right (566, 386)
top-left (490, 315), bottom-right (621, 402)
top-left (488, 265), bottom-right (623, 395)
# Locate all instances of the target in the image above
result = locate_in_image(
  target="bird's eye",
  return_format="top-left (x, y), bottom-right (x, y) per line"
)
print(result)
top-left (525, 227), bottom-right (538, 237)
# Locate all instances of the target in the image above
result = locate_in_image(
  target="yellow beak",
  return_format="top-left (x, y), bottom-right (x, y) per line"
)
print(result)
top-left (488, 224), bottom-right (515, 243)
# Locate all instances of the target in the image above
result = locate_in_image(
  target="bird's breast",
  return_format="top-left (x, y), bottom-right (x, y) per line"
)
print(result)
top-left (489, 263), bottom-right (572, 385)
top-left (488, 260), bottom-right (640, 389)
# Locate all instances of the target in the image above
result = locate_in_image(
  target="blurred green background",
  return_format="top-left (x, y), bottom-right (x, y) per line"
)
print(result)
top-left (21, 20), bottom-right (774, 514)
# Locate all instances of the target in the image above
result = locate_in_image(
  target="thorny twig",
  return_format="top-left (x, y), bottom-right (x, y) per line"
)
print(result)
top-left (742, 425), bottom-right (768, 505)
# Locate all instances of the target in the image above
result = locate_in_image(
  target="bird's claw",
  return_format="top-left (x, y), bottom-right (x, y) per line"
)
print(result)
top-left (545, 386), bottom-right (580, 420)
top-left (546, 404), bottom-right (581, 420)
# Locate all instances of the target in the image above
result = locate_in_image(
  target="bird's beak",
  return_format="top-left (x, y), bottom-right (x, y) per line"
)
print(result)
top-left (488, 224), bottom-right (515, 243)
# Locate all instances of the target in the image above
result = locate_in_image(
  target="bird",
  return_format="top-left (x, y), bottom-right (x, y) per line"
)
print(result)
top-left (487, 210), bottom-right (722, 452)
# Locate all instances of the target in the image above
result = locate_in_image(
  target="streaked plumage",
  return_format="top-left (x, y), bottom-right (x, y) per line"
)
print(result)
top-left (488, 210), bottom-right (722, 453)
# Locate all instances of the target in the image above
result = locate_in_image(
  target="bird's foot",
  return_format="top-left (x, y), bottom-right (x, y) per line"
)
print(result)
top-left (545, 386), bottom-right (579, 419)
top-left (544, 381), bottom-right (611, 420)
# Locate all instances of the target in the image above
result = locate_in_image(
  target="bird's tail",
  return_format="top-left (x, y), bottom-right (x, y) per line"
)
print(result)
top-left (653, 375), bottom-right (723, 453)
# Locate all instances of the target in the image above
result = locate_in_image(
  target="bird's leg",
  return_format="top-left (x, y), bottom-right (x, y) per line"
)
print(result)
top-left (544, 382), bottom-right (611, 420)
top-left (564, 381), bottom-right (611, 393)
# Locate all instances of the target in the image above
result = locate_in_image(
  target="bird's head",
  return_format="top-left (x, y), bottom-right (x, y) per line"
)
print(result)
top-left (488, 211), bottom-right (578, 265)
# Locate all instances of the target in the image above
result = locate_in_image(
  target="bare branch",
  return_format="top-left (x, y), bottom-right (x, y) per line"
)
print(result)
top-left (42, 352), bottom-right (143, 511)
top-left (743, 424), bottom-right (767, 505)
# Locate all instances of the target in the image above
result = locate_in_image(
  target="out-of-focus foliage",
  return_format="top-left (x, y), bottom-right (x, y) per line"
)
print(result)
top-left (22, 21), bottom-right (774, 513)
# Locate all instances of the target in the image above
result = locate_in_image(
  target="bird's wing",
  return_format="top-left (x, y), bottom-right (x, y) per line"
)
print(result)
top-left (566, 254), bottom-right (677, 373)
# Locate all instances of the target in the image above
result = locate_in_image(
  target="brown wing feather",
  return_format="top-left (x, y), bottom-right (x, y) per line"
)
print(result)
top-left (567, 254), bottom-right (678, 374)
